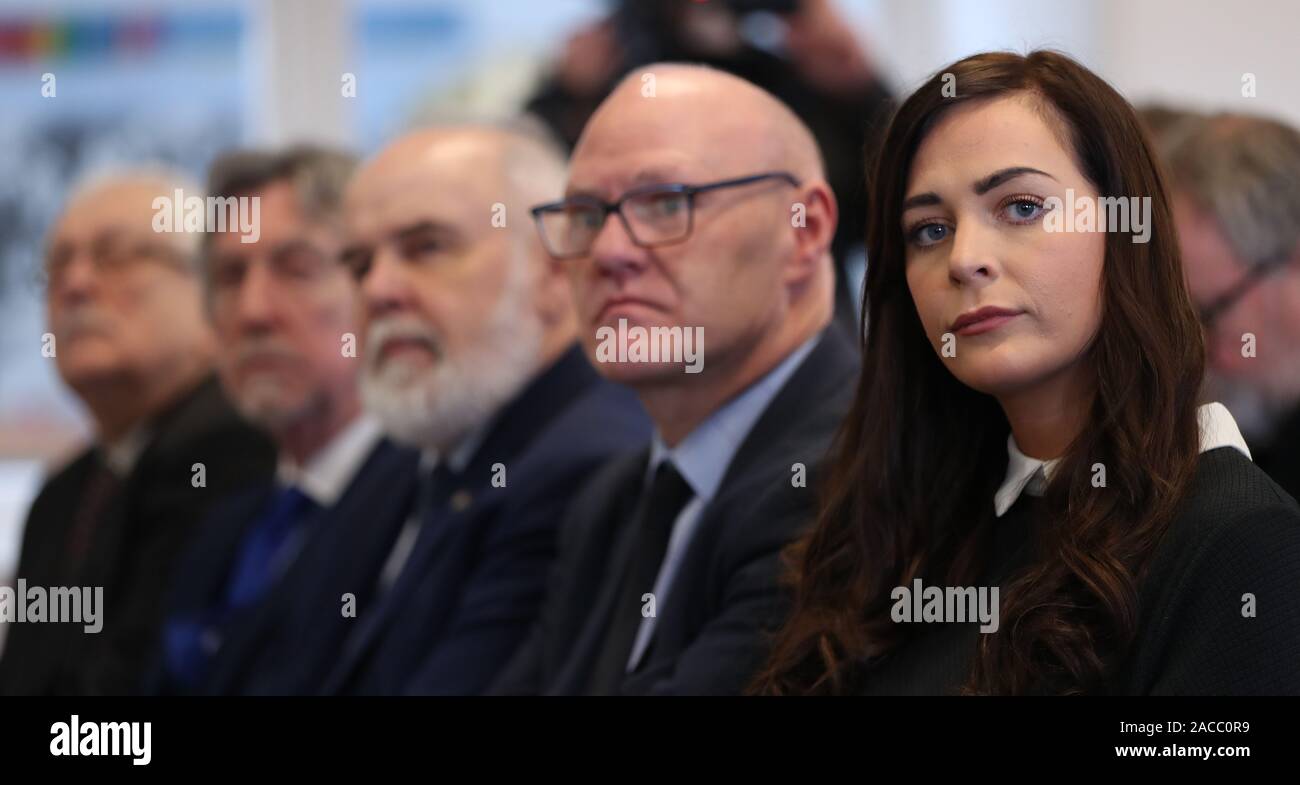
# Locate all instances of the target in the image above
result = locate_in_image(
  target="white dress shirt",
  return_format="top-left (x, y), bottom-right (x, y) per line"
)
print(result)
top-left (994, 402), bottom-right (1253, 517)
top-left (254, 415), bottom-right (385, 583)
top-left (276, 415), bottom-right (384, 508)
top-left (101, 424), bottom-right (153, 478)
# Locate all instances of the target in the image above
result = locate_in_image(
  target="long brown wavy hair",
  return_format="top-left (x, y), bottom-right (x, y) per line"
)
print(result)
top-left (755, 50), bottom-right (1206, 695)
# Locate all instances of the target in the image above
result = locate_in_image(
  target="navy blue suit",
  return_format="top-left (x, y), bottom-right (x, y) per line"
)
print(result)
top-left (147, 438), bottom-right (419, 695)
top-left (326, 346), bottom-right (650, 695)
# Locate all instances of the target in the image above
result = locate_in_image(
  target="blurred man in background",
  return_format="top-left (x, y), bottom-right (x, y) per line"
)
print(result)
top-left (1156, 112), bottom-right (1300, 500)
top-left (526, 0), bottom-right (894, 329)
top-left (1137, 104), bottom-right (1205, 157)
top-left (0, 171), bottom-right (275, 695)
top-left (152, 147), bottom-right (419, 694)
top-left (493, 64), bottom-right (857, 695)
top-left (217, 124), bottom-right (648, 695)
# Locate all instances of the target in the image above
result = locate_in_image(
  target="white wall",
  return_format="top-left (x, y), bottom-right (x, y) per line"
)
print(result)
top-left (847, 0), bottom-right (1299, 125)
top-left (1100, 0), bottom-right (1300, 125)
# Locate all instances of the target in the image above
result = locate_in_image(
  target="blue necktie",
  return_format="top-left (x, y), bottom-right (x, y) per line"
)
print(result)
top-left (163, 484), bottom-right (316, 690)
top-left (225, 485), bottom-right (317, 609)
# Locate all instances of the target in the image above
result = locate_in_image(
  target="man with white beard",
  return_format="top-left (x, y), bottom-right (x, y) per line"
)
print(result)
top-left (214, 125), bottom-right (648, 695)
top-left (148, 147), bottom-right (422, 695)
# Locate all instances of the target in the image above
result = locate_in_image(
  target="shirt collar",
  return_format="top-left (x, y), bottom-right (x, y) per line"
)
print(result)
top-left (994, 401), bottom-right (1253, 517)
top-left (993, 436), bottom-right (1053, 518)
top-left (277, 415), bottom-right (384, 507)
top-left (418, 419), bottom-right (490, 477)
top-left (648, 333), bottom-right (819, 501)
top-left (101, 424), bottom-right (152, 477)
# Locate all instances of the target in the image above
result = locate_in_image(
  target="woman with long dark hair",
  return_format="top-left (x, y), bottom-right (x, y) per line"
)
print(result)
top-left (756, 50), bottom-right (1300, 695)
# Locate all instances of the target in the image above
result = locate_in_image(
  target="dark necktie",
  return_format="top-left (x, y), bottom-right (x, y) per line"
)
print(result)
top-left (585, 461), bottom-right (694, 695)
top-left (419, 463), bottom-right (459, 521)
top-left (380, 462), bottom-right (458, 592)
top-left (343, 463), bottom-right (459, 695)
top-left (63, 456), bottom-right (122, 579)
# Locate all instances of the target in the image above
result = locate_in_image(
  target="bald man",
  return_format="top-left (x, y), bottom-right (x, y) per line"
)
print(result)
top-left (0, 173), bottom-right (275, 695)
top-left (210, 125), bottom-right (648, 695)
top-left (492, 64), bottom-right (859, 695)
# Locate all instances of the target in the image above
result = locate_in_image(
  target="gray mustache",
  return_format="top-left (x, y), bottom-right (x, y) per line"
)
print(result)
top-left (231, 340), bottom-right (301, 368)
top-left (53, 309), bottom-right (115, 337)
top-left (366, 319), bottom-right (443, 366)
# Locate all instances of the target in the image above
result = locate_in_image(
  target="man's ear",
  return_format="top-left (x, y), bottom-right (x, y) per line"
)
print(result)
top-left (786, 180), bottom-right (837, 284)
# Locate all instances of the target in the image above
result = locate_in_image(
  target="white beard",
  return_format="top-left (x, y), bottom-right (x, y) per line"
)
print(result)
top-left (224, 339), bottom-right (317, 431)
top-left (359, 262), bottom-right (542, 452)
top-left (232, 373), bottom-right (321, 431)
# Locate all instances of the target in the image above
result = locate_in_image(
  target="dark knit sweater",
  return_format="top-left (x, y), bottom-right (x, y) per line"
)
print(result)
top-left (856, 447), bottom-right (1300, 695)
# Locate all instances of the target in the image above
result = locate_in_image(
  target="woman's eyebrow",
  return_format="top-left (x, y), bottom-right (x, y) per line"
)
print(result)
top-left (972, 166), bottom-right (1056, 194)
top-left (901, 192), bottom-right (940, 211)
top-left (902, 166), bottom-right (1058, 213)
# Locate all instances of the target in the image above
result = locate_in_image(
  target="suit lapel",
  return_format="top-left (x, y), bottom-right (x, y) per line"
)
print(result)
top-left (212, 442), bottom-right (413, 694)
top-left (551, 452), bottom-right (648, 695)
top-left (713, 329), bottom-right (857, 493)
top-left (332, 475), bottom-right (467, 683)
top-left (335, 347), bottom-right (600, 689)
top-left (197, 487), bottom-right (305, 692)
top-left (556, 331), bottom-right (857, 693)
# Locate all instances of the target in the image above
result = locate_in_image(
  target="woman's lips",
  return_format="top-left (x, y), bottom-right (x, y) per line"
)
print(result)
top-left (954, 312), bottom-right (1020, 336)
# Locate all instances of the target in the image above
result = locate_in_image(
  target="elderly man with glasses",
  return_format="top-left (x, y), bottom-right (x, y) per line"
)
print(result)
top-left (1157, 113), bottom-right (1300, 501)
top-left (492, 64), bottom-right (859, 695)
top-left (0, 171), bottom-right (275, 696)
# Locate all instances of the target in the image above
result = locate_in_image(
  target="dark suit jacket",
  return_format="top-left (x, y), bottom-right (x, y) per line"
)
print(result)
top-left (211, 346), bottom-right (650, 695)
top-left (491, 329), bottom-right (859, 695)
top-left (341, 346), bottom-right (650, 696)
top-left (0, 375), bottom-right (275, 696)
top-left (146, 437), bottom-right (418, 695)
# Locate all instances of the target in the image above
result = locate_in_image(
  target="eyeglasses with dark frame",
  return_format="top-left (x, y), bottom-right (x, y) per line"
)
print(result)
top-left (530, 171), bottom-right (801, 260)
top-left (39, 234), bottom-right (194, 290)
top-left (1198, 248), bottom-right (1296, 329)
